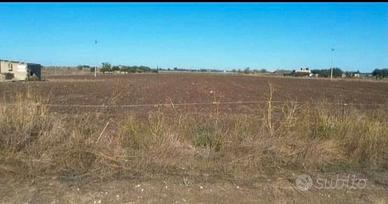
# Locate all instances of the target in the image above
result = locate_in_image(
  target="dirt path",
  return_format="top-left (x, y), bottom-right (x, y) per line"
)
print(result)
top-left (1, 174), bottom-right (387, 204)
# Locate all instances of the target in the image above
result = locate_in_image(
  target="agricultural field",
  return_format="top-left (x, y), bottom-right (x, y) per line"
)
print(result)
top-left (1, 73), bottom-right (388, 203)
top-left (1, 73), bottom-right (388, 114)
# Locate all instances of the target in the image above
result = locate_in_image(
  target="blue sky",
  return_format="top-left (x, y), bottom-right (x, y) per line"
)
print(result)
top-left (0, 3), bottom-right (387, 72)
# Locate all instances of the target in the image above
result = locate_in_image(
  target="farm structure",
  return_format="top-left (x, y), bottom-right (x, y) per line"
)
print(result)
top-left (283, 68), bottom-right (314, 77)
top-left (293, 67), bottom-right (313, 77)
top-left (0, 59), bottom-right (42, 81)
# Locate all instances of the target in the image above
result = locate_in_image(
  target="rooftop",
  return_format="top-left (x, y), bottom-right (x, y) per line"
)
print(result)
top-left (0, 59), bottom-right (41, 66)
top-left (0, 59), bottom-right (25, 64)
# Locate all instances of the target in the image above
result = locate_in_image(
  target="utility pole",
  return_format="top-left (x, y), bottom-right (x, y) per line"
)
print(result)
top-left (94, 40), bottom-right (98, 78)
top-left (330, 48), bottom-right (335, 80)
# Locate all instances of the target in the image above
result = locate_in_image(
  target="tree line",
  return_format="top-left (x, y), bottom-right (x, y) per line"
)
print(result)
top-left (74, 64), bottom-right (388, 79)
top-left (99, 63), bottom-right (157, 73)
top-left (311, 68), bottom-right (344, 77)
top-left (230, 68), bottom-right (269, 74)
top-left (372, 69), bottom-right (388, 79)
top-left (311, 68), bottom-right (388, 79)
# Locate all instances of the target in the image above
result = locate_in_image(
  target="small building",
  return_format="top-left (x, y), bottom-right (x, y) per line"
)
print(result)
top-left (0, 59), bottom-right (42, 81)
top-left (348, 72), bottom-right (360, 78)
top-left (293, 68), bottom-right (313, 77)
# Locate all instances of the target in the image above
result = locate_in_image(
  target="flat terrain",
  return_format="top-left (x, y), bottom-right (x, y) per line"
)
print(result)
top-left (1, 73), bottom-right (388, 114)
top-left (1, 174), bottom-right (388, 204)
top-left (1, 73), bottom-right (388, 203)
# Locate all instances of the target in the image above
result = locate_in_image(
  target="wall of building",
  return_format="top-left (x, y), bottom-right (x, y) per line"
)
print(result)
top-left (0, 61), bottom-right (18, 73)
top-left (0, 61), bottom-right (28, 81)
top-left (27, 63), bottom-right (42, 80)
top-left (14, 64), bottom-right (28, 80)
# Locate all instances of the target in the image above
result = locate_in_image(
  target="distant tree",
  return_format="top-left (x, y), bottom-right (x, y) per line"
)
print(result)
top-left (244, 67), bottom-right (251, 74)
top-left (77, 65), bottom-right (90, 70)
top-left (102, 63), bottom-right (111, 69)
top-left (372, 68), bottom-right (388, 79)
top-left (332, 68), bottom-right (343, 77)
top-left (112, 66), bottom-right (120, 72)
top-left (274, 69), bottom-right (292, 74)
top-left (100, 62), bottom-right (112, 73)
top-left (311, 68), bottom-right (343, 78)
top-left (115, 65), bottom-right (154, 73)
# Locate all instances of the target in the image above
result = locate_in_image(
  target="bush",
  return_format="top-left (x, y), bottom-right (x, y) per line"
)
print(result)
top-left (193, 126), bottom-right (221, 151)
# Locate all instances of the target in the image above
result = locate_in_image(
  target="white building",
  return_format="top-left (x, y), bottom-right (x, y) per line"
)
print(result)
top-left (0, 59), bottom-right (42, 81)
top-left (294, 68), bottom-right (313, 77)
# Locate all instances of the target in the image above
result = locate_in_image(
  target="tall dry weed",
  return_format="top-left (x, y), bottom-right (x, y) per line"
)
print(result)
top-left (1, 93), bottom-right (387, 179)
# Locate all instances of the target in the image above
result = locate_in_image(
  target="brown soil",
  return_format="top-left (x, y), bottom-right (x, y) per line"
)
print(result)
top-left (1, 173), bottom-right (387, 204)
top-left (1, 73), bottom-right (388, 203)
top-left (1, 73), bottom-right (387, 115)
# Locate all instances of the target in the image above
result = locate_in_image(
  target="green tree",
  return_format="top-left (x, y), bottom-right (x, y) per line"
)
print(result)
top-left (100, 62), bottom-right (112, 73)
top-left (311, 68), bottom-right (343, 78)
top-left (77, 65), bottom-right (90, 70)
top-left (112, 66), bottom-right (120, 72)
top-left (244, 67), bottom-right (250, 74)
top-left (372, 68), bottom-right (388, 79)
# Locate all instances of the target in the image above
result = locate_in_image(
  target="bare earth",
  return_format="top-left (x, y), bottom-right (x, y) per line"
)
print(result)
top-left (1, 73), bottom-right (388, 115)
top-left (1, 173), bottom-right (388, 204)
top-left (1, 73), bottom-right (388, 203)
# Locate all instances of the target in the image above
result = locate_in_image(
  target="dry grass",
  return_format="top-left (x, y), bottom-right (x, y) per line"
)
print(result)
top-left (0, 92), bottom-right (387, 180)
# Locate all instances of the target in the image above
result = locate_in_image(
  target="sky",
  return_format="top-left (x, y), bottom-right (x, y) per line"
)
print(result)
top-left (0, 3), bottom-right (387, 72)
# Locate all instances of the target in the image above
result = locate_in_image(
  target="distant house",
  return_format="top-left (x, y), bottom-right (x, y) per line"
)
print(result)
top-left (344, 71), bottom-right (361, 78)
top-left (0, 59), bottom-right (42, 81)
top-left (292, 68), bottom-right (313, 77)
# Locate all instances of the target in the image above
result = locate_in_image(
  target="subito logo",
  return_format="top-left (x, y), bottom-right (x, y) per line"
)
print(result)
top-left (295, 174), bottom-right (313, 191)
